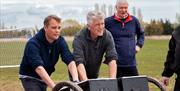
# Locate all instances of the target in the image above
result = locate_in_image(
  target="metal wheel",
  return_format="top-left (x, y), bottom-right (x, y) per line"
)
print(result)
top-left (52, 81), bottom-right (83, 91)
top-left (147, 77), bottom-right (166, 91)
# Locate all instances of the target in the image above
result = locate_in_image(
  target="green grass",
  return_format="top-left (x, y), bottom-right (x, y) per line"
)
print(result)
top-left (137, 39), bottom-right (168, 76)
top-left (137, 39), bottom-right (175, 91)
top-left (0, 39), bottom-right (175, 91)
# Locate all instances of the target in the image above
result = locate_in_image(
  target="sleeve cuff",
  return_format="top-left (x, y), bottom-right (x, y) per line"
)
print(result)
top-left (76, 61), bottom-right (84, 66)
top-left (103, 57), bottom-right (117, 64)
top-left (32, 63), bottom-right (44, 70)
top-left (161, 69), bottom-right (174, 77)
top-left (62, 55), bottom-right (74, 65)
top-left (136, 43), bottom-right (143, 48)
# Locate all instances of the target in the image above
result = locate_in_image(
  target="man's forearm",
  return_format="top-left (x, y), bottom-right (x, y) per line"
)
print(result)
top-left (35, 66), bottom-right (55, 89)
top-left (68, 61), bottom-right (79, 81)
top-left (108, 60), bottom-right (117, 78)
top-left (77, 64), bottom-right (88, 81)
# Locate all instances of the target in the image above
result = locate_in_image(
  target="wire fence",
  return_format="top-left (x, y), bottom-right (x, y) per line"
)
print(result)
top-left (0, 28), bottom-right (36, 68)
top-left (0, 38), bottom-right (27, 68)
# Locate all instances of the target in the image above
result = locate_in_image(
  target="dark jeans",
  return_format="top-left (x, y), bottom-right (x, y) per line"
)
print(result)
top-left (174, 77), bottom-right (180, 91)
top-left (116, 66), bottom-right (139, 78)
top-left (20, 78), bottom-right (47, 91)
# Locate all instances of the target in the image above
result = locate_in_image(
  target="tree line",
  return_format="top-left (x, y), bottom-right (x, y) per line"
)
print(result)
top-left (0, 17), bottom-right (180, 38)
top-left (61, 18), bottom-right (180, 36)
top-left (143, 19), bottom-right (178, 36)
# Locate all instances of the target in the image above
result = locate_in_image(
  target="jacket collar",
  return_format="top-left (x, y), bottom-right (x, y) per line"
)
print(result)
top-left (35, 28), bottom-right (58, 46)
top-left (114, 13), bottom-right (133, 23)
top-left (84, 28), bottom-right (103, 41)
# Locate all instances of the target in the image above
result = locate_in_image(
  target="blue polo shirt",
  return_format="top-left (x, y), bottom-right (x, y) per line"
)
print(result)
top-left (19, 28), bottom-right (74, 79)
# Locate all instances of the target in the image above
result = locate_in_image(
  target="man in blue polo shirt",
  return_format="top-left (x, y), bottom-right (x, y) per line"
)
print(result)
top-left (19, 15), bottom-right (79, 91)
top-left (105, 0), bottom-right (145, 78)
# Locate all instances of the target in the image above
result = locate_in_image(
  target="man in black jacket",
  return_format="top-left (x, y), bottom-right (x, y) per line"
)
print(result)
top-left (161, 26), bottom-right (180, 91)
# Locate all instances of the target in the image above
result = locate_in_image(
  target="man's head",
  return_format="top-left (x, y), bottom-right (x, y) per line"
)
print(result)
top-left (86, 10), bottom-right (105, 40)
top-left (43, 15), bottom-right (61, 43)
top-left (115, 0), bottom-right (129, 19)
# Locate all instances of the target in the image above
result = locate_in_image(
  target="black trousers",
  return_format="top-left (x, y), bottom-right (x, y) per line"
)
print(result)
top-left (174, 77), bottom-right (180, 91)
top-left (116, 66), bottom-right (139, 78)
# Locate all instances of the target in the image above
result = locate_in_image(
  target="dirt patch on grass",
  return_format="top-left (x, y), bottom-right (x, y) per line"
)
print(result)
top-left (145, 35), bottom-right (171, 40)
top-left (0, 35), bottom-right (171, 43)
top-left (64, 36), bottom-right (171, 41)
top-left (0, 80), bottom-right (23, 91)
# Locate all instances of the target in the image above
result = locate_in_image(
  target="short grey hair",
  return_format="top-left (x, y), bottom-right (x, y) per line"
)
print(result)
top-left (116, 0), bottom-right (129, 6)
top-left (86, 10), bottom-right (105, 24)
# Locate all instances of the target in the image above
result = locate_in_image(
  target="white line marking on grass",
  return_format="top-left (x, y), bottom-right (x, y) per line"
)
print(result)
top-left (0, 65), bottom-right (20, 68)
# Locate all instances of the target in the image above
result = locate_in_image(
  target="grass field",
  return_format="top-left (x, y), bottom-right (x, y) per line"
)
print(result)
top-left (0, 39), bottom-right (175, 91)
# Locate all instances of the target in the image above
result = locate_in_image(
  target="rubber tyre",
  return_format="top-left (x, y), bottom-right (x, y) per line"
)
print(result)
top-left (52, 81), bottom-right (83, 91)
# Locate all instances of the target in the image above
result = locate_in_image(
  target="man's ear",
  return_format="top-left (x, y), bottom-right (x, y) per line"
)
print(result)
top-left (115, 5), bottom-right (117, 9)
top-left (44, 26), bottom-right (47, 31)
top-left (87, 24), bottom-right (90, 30)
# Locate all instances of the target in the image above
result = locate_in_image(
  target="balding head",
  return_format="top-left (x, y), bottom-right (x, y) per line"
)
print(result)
top-left (115, 0), bottom-right (129, 19)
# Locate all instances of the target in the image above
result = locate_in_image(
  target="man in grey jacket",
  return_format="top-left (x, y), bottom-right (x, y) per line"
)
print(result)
top-left (73, 10), bottom-right (118, 81)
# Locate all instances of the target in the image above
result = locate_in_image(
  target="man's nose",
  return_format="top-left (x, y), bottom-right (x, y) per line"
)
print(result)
top-left (56, 28), bottom-right (61, 33)
top-left (122, 8), bottom-right (127, 12)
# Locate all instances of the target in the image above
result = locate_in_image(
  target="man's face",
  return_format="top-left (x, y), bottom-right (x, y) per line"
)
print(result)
top-left (116, 3), bottom-right (128, 18)
top-left (44, 19), bottom-right (61, 43)
top-left (88, 17), bottom-right (105, 39)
